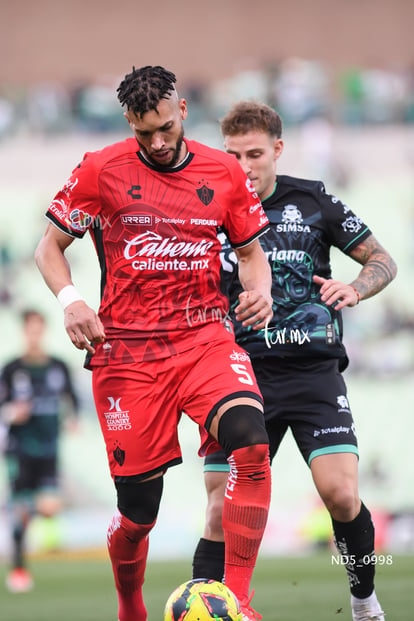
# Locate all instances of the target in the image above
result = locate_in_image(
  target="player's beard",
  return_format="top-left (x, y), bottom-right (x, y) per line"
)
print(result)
top-left (139, 127), bottom-right (185, 169)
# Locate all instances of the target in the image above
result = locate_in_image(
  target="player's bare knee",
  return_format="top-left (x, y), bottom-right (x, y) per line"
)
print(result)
top-left (322, 485), bottom-right (360, 521)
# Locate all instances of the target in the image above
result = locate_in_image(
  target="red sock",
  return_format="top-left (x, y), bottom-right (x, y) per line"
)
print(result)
top-left (107, 511), bottom-right (155, 621)
top-left (222, 444), bottom-right (271, 606)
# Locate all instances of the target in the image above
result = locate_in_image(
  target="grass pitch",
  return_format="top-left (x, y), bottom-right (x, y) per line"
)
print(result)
top-left (0, 551), bottom-right (412, 621)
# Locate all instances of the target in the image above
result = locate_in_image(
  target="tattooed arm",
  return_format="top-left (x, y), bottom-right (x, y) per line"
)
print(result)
top-left (313, 234), bottom-right (398, 311)
top-left (347, 234), bottom-right (398, 298)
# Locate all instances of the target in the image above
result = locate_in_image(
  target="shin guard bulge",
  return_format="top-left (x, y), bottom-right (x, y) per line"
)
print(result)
top-left (107, 511), bottom-right (155, 621)
top-left (222, 444), bottom-right (271, 606)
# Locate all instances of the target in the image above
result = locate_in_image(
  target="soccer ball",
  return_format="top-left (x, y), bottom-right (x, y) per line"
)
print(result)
top-left (164, 578), bottom-right (242, 621)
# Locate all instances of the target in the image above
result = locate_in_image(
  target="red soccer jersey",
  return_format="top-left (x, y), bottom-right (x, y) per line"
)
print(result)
top-left (46, 137), bottom-right (269, 362)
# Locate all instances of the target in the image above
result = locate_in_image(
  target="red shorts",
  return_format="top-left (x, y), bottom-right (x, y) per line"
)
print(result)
top-left (92, 334), bottom-right (262, 478)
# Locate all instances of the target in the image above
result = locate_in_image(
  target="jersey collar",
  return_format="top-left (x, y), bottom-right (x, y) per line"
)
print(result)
top-left (136, 142), bottom-right (194, 173)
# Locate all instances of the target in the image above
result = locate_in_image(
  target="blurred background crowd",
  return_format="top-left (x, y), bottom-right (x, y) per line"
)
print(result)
top-left (0, 57), bottom-right (414, 139)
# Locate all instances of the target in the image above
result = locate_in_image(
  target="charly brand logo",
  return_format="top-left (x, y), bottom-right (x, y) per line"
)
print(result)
top-left (127, 185), bottom-right (142, 199)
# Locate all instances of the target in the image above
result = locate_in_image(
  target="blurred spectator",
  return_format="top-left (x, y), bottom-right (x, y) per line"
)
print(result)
top-left (360, 68), bottom-right (407, 124)
top-left (0, 309), bottom-right (79, 592)
top-left (70, 77), bottom-right (125, 133)
top-left (403, 63), bottom-right (414, 122)
top-left (26, 82), bottom-right (72, 134)
top-left (339, 67), bottom-right (365, 124)
top-left (0, 96), bottom-right (14, 139)
top-left (299, 115), bottom-right (351, 188)
top-left (208, 61), bottom-right (269, 120)
top-left (0, 239), bottom-right (13, 305)
top-left (269, 57), bottom-right (331, 125)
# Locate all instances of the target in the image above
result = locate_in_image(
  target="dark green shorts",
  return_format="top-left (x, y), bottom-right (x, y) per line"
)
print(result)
top-left (204, 356), bottom-right (358, 471)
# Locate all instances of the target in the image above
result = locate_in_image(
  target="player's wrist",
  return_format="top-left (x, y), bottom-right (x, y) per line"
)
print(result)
top-left (1, 403), bottom-right (14, 424)
top-left (350, 285), bottom-right (361, 305)
top-left (57, 285), bottom-right (84, 310)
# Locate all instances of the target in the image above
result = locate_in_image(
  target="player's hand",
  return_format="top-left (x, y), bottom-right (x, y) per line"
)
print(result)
top-left (3, 401), bottom-right (32, 425)
top-left (313, 275), bottom-right (360, 310)
top-left (64, 416), bottom-right (81, 433)
top-left (63, 300), bottom-right (106, 354)
top-left (235, 290), bottom-right (273, 330)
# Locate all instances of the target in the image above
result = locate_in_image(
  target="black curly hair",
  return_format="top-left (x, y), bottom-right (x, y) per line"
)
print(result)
top-left (117, 65), bottom-right (177, 117)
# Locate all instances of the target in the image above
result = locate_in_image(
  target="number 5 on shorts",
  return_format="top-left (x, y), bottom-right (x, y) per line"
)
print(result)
top-left (231, 363), bottom-right (254, 385)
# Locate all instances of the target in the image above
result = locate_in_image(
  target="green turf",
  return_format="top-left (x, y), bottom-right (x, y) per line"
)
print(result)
top-left (0, 552), bottom-right (412, 620)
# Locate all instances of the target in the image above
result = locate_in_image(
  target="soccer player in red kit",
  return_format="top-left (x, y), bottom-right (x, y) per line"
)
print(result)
top-left (35, 66), bottom-right (273, 621)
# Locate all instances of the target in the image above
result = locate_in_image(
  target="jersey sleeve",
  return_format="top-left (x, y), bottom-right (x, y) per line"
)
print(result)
top-left (318, 183), bottom-right (372, 253)
top-left (222, 159), bottom-right (269, 248)
top-left (45, 152), bottom-right (101, 238)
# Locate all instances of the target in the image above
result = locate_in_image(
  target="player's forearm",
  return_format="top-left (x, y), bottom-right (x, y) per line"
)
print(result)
top-left (35, 233), bottom-right (74, 297)
top-left (36, 225), bottom-right (105, 352)
top-left (351, 255), bottom-right (398, 301)
top-left (349, 236), bottom-right (398, 301)
top-left (235, 248), bottom-right (273, 328)
top-left (237, 247), bottom-right (272, 302)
